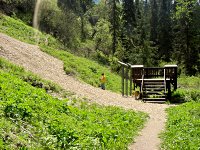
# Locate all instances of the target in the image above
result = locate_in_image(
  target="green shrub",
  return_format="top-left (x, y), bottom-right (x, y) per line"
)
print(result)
top-left (178, 76), bottom-right (200, 89)
top-left (171, 76), bottom-right (200, 103)
top-left (171, 89), bottom-right (200, 103)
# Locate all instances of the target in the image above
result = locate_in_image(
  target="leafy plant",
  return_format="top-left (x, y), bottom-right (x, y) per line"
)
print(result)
top-left (0, 70), bottom-right (147, 149)
top-left (0, 57), bottom-right (61, 93)
top-left (160, 102), bottom-right (200, 150)
top-left (171, 76), bottom-right (200, 103)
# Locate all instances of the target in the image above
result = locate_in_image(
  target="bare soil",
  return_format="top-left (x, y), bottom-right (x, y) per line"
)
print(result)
top-left (0, 33), bottom-right (171, 150)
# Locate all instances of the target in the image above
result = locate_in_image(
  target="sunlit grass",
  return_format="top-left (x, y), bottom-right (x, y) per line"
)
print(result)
top-left (160, 102), bottom-right (200, 150)
top-left (0, 69), bottom-right (147, 149)
top-left (161, 76), bottom-right (200, 149)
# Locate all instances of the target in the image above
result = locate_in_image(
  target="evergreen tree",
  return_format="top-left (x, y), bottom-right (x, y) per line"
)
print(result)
top-left (150, 0), bottom-right (158, 44)
top-left (120, 0), bottom-right (136, 62)
top-left (172, 0), bottom-right (199, 75)
top-left (106, 0), bottom-right (121, 55)
top-left (122, 0), bottom-right (136, 34)
top-left (158, 0), bottom-right (173, 62)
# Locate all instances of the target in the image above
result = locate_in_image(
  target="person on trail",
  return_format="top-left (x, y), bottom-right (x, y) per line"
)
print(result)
top-left (100, 73), bottom-right (106, 90)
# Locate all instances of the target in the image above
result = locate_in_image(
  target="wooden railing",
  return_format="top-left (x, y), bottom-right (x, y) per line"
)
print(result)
top-left (143, 67), bottom-right (164, 78)
top-left (131, 65), bottom-right (177, 90)
top-left (118, 61), bottom-right (178, 97)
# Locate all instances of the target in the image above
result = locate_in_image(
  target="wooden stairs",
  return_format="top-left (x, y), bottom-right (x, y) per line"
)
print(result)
top-left (118, 61), bottom-right (178, 101)
top-left (142, 79), bottom-right (166, 102)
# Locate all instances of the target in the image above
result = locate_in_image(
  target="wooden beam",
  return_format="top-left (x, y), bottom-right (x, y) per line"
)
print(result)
top-left (118, 61), bottom-right (128, 67)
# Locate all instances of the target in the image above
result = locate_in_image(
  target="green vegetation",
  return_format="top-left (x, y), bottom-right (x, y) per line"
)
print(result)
top-left (1, 0), bottom-right (200, 75)
top-left (161, 76), bottom-right (200, 149)
top-left (1, 4), bottom-right (200, 149)
top-left (160, 102), bottom-right (200, 150)
top-left (178, 76), bottom-right (200, 89)
top-left (0, 14), bottom-right (121, 93)
top-left (41, 46), bottom-right (121, 92)
top-left (0, 69), bottom-right (147, 149)
top-left (0, 14), bottom-right (62, 49)
top-left (171, 76), bottom-right (200, 103)
top-left (0, 57), bottom-right (61, 94)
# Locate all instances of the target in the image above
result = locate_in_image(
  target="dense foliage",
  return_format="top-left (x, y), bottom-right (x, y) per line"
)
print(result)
top-left (0, 59), bottom-right (147, 149)
top-left (161, 102), bottom-right (200, 149)
top-left (1, 0), bottom-right (199, 75)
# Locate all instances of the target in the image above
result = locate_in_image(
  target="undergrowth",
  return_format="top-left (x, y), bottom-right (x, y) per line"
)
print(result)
top-left (0, 57), bottom-right (62, 94)
top-left (161, 76), bottom-right (200, 149)
top-left (0, 70), bottom-right (147, 149)
top-left (160, 102), bottom-right (200, 150)
top-left (171, 76), bottom-right (200, 103)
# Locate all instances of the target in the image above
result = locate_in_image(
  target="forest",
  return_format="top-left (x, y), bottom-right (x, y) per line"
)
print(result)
top-left (0, 0), bottom-right (199, 76)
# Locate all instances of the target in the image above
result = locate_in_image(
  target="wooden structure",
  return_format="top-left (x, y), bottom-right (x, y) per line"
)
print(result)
top-left (118, 61), bottom-right (177, 101)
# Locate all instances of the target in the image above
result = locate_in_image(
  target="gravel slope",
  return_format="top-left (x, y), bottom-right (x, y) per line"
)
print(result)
top-left (0, 33), bottom-right (171, 150)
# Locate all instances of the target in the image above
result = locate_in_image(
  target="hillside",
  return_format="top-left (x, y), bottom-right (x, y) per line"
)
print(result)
top-left (0, 63), bottom-right (148, 149)
top-left (0, 14), bottom-right (121, 93)
top-left (0, 15), bottom-right (172, 149)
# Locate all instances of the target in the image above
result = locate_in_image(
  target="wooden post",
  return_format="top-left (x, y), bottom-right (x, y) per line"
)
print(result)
top-left (174, 66), bottom-right (177, 90)
top-left (167, 81), bottom-right (171, 101)
top-left (125, 67), bottom-right (129, 97)
top-left (130, 65), bottom-right (144, 93)
top-left (165, 65), bottom-right (178, 91)
top-left (118, 61), bottom-right (129, 97)
top-left (122, 66), bottom-right (124, 96)
top-left (130, 68), bottom-right (132, 96)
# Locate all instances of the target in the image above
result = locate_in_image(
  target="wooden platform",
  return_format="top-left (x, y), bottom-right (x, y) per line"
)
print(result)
top-left (118, 61), bottom-right (178, 102)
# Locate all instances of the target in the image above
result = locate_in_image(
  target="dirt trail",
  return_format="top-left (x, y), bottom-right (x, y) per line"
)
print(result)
top-left (0, 33), bottom-right (170, 150)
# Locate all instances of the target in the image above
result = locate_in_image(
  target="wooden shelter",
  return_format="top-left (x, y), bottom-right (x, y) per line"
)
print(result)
top-left (118, 61), bottom-right (177, 102)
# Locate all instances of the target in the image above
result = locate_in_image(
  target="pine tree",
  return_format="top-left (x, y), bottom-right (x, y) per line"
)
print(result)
top-left (157, 0), bottom-right (173, 62)
top-left (172, 0), bottom-right (200, 75)
top-left (150, 0), bottom-right (158, 44)
top-left (106, 0), bottom-right (121, 55)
